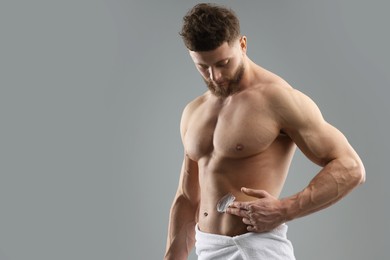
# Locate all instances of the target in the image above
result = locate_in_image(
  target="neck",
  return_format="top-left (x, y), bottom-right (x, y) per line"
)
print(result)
top-left (237, 57), bottom-right (257, 91)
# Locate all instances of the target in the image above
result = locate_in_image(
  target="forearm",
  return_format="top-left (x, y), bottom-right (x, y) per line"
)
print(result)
top-left (282, 157), bottom-right (365, 221)
top-left (165, 195), bottom-right (198, 260)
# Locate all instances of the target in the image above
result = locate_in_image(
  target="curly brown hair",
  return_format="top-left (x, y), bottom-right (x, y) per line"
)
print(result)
top-left (180, 3), bottom-right (241, 51)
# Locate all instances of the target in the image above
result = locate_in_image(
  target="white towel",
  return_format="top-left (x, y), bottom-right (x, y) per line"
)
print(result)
top-left (195, 224), bottom-right (295, 260)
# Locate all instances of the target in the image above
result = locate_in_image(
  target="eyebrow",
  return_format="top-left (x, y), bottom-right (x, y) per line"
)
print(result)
top-left (197, 58), bottom-right (230, 67)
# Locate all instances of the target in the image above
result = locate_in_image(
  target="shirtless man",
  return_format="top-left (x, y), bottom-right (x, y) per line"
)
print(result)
top-left (165, 4), bottom-right (365, 260)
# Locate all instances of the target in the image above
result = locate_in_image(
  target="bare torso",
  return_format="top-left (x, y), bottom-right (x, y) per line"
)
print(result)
top-left (183, 74), bottom-right (297, 236)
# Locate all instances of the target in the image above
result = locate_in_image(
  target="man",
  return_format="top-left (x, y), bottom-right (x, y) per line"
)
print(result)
top-left (165, 3), bottom-right (365, 260)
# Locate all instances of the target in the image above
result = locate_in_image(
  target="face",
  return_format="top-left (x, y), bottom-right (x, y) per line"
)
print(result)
top-left (189, 37), bottom-right (247, 98)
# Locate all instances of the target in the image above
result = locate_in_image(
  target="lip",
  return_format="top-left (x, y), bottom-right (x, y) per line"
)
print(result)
top-left (215, 81), bottom-right (228, 87)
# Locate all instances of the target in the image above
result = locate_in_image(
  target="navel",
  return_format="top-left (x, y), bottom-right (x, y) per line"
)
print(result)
top-left (236, 144), bottom-right (244, 151)
top-left (203, 212), bottom-right (208, 217)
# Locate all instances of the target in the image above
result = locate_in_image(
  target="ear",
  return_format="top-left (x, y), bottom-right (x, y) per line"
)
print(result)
top-left (239, 36), bottom-right (247, 54)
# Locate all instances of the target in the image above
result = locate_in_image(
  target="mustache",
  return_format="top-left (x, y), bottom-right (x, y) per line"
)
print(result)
top-left (203, 63), bottom-right (245, 98)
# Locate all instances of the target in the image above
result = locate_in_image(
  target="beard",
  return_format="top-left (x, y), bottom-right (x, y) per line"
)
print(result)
top-left (203, 62), bottom-right (245, 98)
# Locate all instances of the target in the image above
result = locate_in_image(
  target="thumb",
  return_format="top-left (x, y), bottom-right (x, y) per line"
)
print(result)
top-left (241, 187), bottom-right (268, 198)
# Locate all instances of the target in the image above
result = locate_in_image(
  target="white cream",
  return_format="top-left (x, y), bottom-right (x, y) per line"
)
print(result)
top-left (216, 193), bottom-right (236, 213)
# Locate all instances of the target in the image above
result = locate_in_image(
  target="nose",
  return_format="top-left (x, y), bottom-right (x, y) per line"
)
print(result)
top-left (209, 67), bottom-right (222, 82)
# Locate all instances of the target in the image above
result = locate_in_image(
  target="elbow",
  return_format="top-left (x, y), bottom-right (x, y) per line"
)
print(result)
top-left (349, 158), bottom-right (366, 186)
top-left (357, 163), bottom-right (366, 185)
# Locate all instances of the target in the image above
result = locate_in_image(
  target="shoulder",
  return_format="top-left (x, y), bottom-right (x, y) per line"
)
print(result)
top-left (258, 73), bottom-right (296, 103)
top-left (183, 92), bottom-right (208, 113)
top-left (181, 92), bottom-right (210, 122)
top-left (260, 76), bottom-right (325, 130)
top-left (245, 66), bottom-right (296, 103)
top-left (179, 92), bottom-right (209, 139)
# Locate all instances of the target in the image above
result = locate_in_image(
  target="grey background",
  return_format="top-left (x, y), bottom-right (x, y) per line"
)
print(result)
top-left (0, 0), bottom-right (388, 259)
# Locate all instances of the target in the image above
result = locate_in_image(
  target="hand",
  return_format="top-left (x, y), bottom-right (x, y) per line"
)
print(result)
top-left (225, 187), bottom-right (287, 233)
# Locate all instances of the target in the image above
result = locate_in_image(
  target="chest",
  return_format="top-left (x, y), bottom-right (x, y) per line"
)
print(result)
top-left (184, 100), bottom-right (279, 160)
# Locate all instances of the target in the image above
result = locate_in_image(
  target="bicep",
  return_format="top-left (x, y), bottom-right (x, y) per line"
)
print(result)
top-left (287, 120), bottom-right (351, 166)
top-left (279, 89), bottom-right (352, 166)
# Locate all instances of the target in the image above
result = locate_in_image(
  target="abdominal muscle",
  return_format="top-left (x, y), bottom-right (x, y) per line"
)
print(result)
top-left (196, 140), bottom-right (295, 237)
top-left (198, 185), bottom-right (260, 236)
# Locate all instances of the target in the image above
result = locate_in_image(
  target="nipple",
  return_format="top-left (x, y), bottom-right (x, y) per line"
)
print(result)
top-left (216, 193), bottom-right (236, 213)
top-left (236, 144), bottom-right (244, 151)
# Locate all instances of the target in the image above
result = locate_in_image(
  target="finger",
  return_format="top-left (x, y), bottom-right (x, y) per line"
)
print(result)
top-left (229, 201), bottom-right (251, 210)
top-left (247, 225), bottom-right (264, 233)
top-left (242, 217), bottom-right (251, 225)
top-left (225, 207), bottom-right (249, 218)
top-left (241, 187), bottom-right (269, 199)
top-left (247, 225), bottom-right (256, 232)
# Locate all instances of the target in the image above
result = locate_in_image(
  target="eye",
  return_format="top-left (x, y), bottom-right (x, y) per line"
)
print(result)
top-left (197, 64), bottom-right (209, 70)
top-left (216, 59), bottom-right (230, 68)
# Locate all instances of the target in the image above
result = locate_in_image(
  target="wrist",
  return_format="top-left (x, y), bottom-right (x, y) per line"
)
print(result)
top-left (280, 196), bottom-right (298, 222)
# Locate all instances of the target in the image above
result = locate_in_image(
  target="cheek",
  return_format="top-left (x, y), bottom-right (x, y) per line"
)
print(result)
top-left (229, 61), bottom-right (242, 75)
top-left (198, 69), bottom-right (210, 79)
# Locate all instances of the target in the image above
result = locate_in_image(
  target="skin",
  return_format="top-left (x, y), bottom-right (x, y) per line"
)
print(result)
top-left (164, 36), bottom-right (365, 260)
